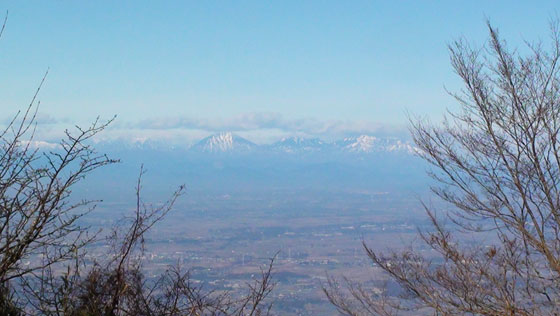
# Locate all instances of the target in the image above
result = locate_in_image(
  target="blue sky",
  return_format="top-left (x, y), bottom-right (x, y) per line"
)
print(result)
top-left (0, 1), bottom-right (558, 144)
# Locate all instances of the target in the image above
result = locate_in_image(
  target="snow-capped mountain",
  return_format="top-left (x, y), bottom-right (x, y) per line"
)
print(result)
top-left (189, 132), bottom-right (257, 153)
top-left (78, 132), bottom-right (427, 196)
top-left (146, 132), bottom-right (419, 155)
top-left (269, 137), bottom-right (331, 153)
top-left (337, 135), bottom-right (417, 154)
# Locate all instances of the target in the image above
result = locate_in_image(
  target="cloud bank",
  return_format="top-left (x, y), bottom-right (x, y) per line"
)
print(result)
top-left (2, 112), bottom-right (409, 146)
top-left (132, 112), bottom-right (407, 141)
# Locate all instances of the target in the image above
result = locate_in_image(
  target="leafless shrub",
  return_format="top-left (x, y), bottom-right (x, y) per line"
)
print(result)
top-left (0, 101), bottom-right (276, 315)
top-left (0, 77), bottom-right (117, 307)
top-left (0, 15), bottom-right (275, 312)
top-left (325, 20), bottom-right (560, 316)
top-left (16, 164), bottom-right (276, 316)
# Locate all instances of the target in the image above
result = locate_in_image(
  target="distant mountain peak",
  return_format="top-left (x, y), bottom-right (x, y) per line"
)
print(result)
top-left (190, 132), bottom-right (256, 153)
top-left (342, 135), bottom-right (379, 152)
top-left (338, 135), bottom-right (416, 154)
top-left (279, 136), bottom-right (321, 143)
top-left (270, 136), bottom-right (329, 153)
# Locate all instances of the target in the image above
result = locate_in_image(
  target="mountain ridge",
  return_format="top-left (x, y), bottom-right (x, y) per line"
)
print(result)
top-left (189, 132), bottom-right (257, 153)
top-left (35, 132), bottom-right (418, 155)
top-left (189, 132), bottom-right (417, 155)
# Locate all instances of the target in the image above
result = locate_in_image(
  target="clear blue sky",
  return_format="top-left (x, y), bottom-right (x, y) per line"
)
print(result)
top-left (0, 1), bottom-right (558, 143)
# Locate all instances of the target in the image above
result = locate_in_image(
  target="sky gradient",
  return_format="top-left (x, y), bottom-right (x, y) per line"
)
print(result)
top-left (0, 1), bottom-right (559, 144)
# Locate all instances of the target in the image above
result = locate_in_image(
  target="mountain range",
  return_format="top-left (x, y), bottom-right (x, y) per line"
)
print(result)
top-left (74, 132), bottom-right (428, 200)
top-left (188, 132), bottom-right (418, 155)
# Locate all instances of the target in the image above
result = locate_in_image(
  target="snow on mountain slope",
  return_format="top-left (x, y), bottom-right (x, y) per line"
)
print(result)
top-left (269, 137), bottom-right (331, 153)
top-left (338, 135), bottom-right (417, 154)
top-left (190, 132), bottom-right (257, 153)
top-left (102, 133), bottom-right (417, 155)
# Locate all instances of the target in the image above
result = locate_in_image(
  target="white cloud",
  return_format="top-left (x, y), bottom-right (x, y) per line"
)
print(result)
top-left (2, 112), bottom-right (68, 126)
top-left (19, 140), bottom-right (60, 149)
top-left (2, 112), bottom-right (409, 145)
top-left (131, 112), bottom-right (408, 141)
